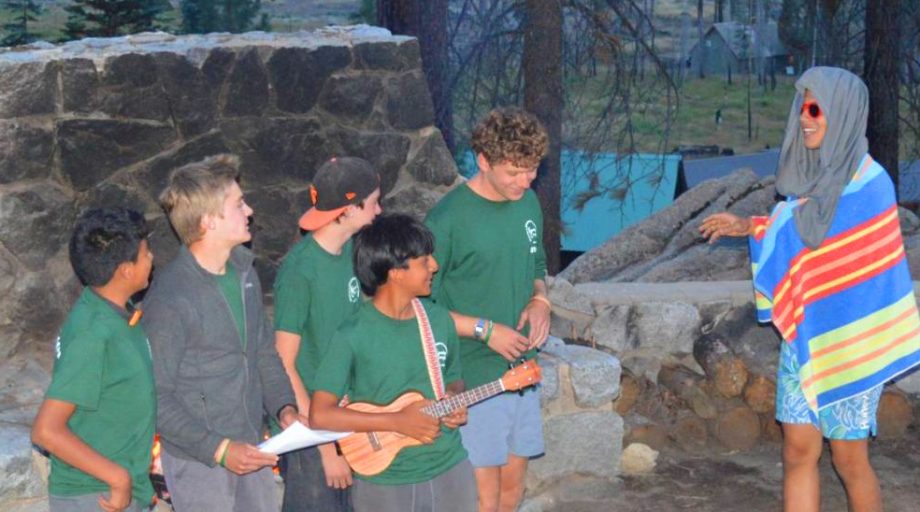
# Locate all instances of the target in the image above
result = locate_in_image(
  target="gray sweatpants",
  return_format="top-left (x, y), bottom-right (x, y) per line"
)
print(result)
top-left (352, 459), bottom-right (477, 512)
top-left (161, 449), bottom-right (279, 512)
top-left (49, 494), bottom-right (150, 512)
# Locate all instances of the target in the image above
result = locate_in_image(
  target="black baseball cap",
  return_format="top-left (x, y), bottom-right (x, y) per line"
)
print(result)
top-left (299, 157), bottom-right (380, 231)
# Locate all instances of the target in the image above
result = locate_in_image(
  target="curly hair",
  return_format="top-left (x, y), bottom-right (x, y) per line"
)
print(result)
top-left (471, 107), bottom-right (549, 168)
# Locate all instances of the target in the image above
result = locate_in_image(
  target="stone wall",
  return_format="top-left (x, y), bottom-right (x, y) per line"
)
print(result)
top-left (0, 26), bottom-right (460, 358)
top-left (548, 277), bottom-right (920, 454)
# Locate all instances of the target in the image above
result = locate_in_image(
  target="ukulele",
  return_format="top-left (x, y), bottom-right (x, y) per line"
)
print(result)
top-left (337, 360), bottom-right (542, 476)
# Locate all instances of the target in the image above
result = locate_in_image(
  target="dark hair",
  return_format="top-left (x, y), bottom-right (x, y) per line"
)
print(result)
top-left (352, 213), bottom-right (435, 296)
top-left (69, 208), bottom-right (149, 286)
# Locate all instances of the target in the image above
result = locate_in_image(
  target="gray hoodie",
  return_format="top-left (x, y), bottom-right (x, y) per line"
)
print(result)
top-left (143, 245), bottom-right (295, 465)
top-left (776, 66), bottom-right (870, 249)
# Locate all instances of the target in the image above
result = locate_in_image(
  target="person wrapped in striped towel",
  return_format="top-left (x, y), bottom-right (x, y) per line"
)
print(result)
top-left (700, 66), bottom-right (920, 512)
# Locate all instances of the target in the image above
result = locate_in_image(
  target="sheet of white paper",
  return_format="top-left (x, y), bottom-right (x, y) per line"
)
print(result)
top-left (258, 422), bottom-right (352, 455)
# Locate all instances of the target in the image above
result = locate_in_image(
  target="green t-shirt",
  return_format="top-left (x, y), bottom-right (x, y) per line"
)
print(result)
top-left (45, 288), bottom-right (156, 505)
top-left (425, 185), bottom-right (547, 388)
top-left (216, 266), bottom-right (246, 349)
top-left (312, 300), bottom-right (467, 486)
top-left (273, 236), bottom-right (362, 391)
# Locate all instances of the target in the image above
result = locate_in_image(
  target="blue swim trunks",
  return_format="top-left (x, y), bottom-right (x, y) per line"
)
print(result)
top-left (775, 340), bottom-right (883, 440)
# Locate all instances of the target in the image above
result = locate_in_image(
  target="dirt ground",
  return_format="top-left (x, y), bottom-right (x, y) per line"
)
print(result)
top-left (526, 425), bottom-right (920, 511)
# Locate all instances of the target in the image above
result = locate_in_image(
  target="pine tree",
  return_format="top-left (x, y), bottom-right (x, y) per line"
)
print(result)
top-left (63, 0), bottom-right (168, 40)
top-left (2, 0), bottom-right (42, 47)
top-left (179, 0), bottom-right (264, 34)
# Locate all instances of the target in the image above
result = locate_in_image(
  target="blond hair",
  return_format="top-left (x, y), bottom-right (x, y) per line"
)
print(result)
top-left (159, 154), bottom-right (241, 246)
top-left (471, 107), bottom-right (549, 168)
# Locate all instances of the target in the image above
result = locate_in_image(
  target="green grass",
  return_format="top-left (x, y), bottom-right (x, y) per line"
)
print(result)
top-left (561, 71), bottom-right (797, 155)
top-left (671, 74), bottom-right (797, 154)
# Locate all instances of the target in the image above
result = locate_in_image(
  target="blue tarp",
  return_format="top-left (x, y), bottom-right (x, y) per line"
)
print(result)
top-left (457, 151), bottom-right (680, 252)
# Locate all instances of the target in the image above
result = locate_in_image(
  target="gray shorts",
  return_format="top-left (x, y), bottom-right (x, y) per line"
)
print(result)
top-left (49, 494), bottom-right (150, 512)
top-left (161, 448), bottom-right (279, 512)
top-left (352, 459), bottom-right (477, 512)
top-left (459, 387), bottom-right (544, 467)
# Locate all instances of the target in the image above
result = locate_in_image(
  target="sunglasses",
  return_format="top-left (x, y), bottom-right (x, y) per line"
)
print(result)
top-left (800, 101), bottom-right (822, 119)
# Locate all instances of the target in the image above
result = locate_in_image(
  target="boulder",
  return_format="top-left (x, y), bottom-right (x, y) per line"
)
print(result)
top-left (329, 126), bottom-right (411, 194)
top-left (385, 72), bottom-right (436, 131)
top-left (538, 354), bottom-right (560, 406)
top-left (893, 369), bottom-right (920, 396)
top-left (268, 46), bottom-right (352, 114)
top-left (630, 301), bottom-right (701, 354)
top-left (588, 304), bottom-right (630, 352)
top-left (246, 187), bottom-right (299, 260)
top-left (0, 61), bottom-right (56, 119)
top-left (560, 169), bottom-right (774, 284)
top-left (527, 411), bottom-right (623, 489)
top-left (60, 58), bottom-right (99, 114)
top-left (221, 117), bottom-right (327, 186)
top-left (98, 53), bottom-right (171, 122)
top-left (0, 120), bottom-right (53, 184)
top-left (153, 52), bottom-right (218, 138)
top-left (542, 341), bottom-right (621, 408)
top-left (0, 182), bottom-right (75, 271)
top-left (57, 119), bottom-right (176, 191)
top-left (135, 130), bottom-right (232, 194)
top-left (222, 49), bottom-right (270, 117)
top-left (353, 40), bottom-right (420, 72)
top-left (620, 442), bottom-right (658, 474)
top-left (404, 128), bottom-right (459, 187)
top-left (318, 73), bottom-right (383, 123)
top-left (0, 424), bottom-right (44, 501)
top-left (382, 182), bottom-right (445, 221)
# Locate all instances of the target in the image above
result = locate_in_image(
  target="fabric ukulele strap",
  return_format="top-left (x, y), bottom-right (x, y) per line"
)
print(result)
top-left (411, 298), bottom-right (446, 400)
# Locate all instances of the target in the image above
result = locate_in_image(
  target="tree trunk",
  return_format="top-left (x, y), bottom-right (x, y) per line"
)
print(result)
top-left (694, 333), bottom-right (750, 398)
top-left (523, 0), bottom-right (563, 274)
top-left (742, 374), bottom-right (776, 413)
top-left (710, 401), bottom-right (761, 450)
top-left (864, 0), bottom-right (901, 192)
top-left (657, 364), bottom-right (718, 419)
top-left (876, 388), bottom-right (913, 439)
top-left (697, 0), bottom-right (706, 78)
top-left (376, 0), bottom-right (454, 152)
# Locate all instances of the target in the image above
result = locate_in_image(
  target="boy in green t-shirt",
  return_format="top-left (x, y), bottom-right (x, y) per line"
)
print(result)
top-left (273, 156), bottom-right (382, 511)
top-left (425, 107), bottom-right (551, 512)
top-left (32, 208), bottom-right (156, 512)
top-left (309, 213), bottom-right (476, 512)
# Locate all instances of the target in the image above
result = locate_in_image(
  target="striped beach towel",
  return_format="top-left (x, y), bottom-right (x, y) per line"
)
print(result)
top-left (749, 154), bottom-right (920, 413)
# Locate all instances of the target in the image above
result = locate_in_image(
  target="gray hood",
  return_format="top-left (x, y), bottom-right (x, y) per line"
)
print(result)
top-left (775, 66), bottom-right (869, 249)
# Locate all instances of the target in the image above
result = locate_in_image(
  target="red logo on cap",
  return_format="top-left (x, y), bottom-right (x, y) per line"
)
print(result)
top-left (345, 192), bottom-right (356, 200)
top-left (310, 185), bottom-right (318, 205)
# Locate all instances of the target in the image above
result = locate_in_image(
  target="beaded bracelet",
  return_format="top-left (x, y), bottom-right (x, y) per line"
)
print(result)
top-left (217, 439), bottom-right (231, 467)
top-left (483, 320), bottom-right (495, 344)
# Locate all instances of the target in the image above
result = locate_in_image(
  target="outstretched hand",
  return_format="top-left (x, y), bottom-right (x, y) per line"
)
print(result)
top-left (699, 212), bottom-right (752, 244)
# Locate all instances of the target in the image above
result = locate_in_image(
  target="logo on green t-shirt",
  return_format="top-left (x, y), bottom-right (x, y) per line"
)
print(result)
top-left (347, 277), bottom-right (360, 303)
top-left (436, 341), bottom-right (448, 369)
top-left (525, 219), bottom-right (538, 254)
top-left (54, 336), bottom-right (62, 359)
